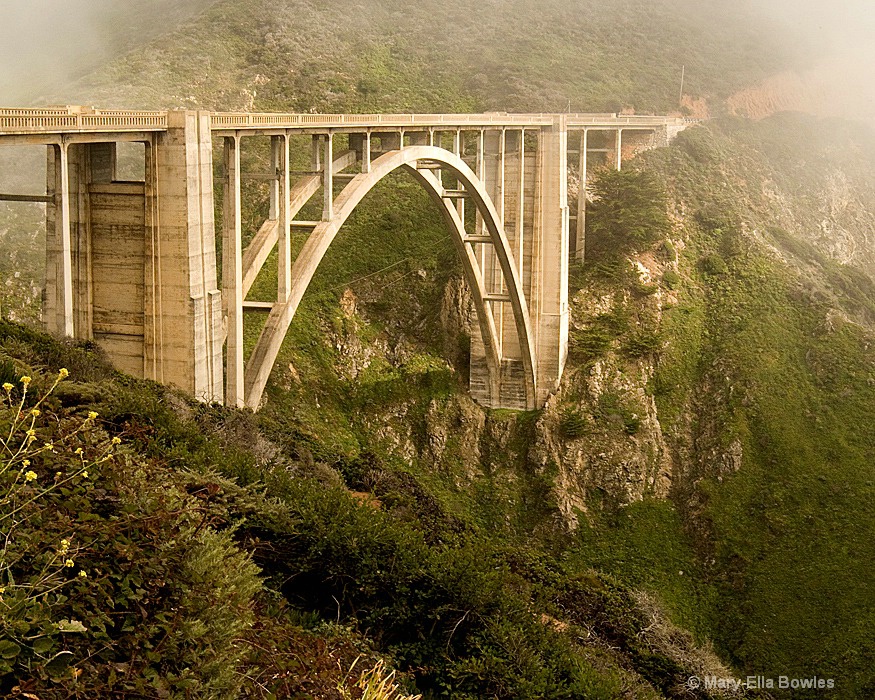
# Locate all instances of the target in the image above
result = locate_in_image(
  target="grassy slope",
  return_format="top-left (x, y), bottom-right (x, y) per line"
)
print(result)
top-left (645, 117), bottom-right (875, 695)
top-left (1, 321), bottom-right (736, 699)
top-left (535, 116), bottom-right (875, 697)
top-left (63, 0), bottom-right (799, 114)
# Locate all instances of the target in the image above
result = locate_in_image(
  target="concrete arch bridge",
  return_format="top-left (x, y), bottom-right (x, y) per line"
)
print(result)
top-left (0, 108), bottom-right (688, 410)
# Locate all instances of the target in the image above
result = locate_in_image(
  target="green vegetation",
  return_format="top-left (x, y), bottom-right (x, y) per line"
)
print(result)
top-left (585, 168), bottom-right (673, 260)
top-left (552, 115), bottom-right (875, 698)
top-left (0, 322), bottom-right (732, 698)
top-left (641, 116), bottom-right (875, 696)
top-left (0, 343), bottom-right (262, 697)
top-left (64, 0), bottom-right (805, 114)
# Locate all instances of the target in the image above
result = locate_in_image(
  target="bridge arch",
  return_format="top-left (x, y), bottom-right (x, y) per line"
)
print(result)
top-left (242, 145), bottom-right (537, 410)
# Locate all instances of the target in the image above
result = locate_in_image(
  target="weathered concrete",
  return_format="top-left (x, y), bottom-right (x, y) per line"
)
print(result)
top-left (144, 111), bottom-right (223, 402)
top-left (533, 117), bottom-right (570, 406)
top-left (41, 112), bottom-right (223, 401)
top-left (1, 108), bottom-right (691, 411)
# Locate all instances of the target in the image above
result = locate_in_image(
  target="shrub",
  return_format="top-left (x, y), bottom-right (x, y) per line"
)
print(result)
top-left (585, 168), bottom-right (672, 259)
top-left (595, 392), bottom-right (643, 436)
top-left (623, 329), bottom-right (663, 358)
top-left (0, 369), bottom-right (263, 698)
top-left (699, 253), bottom-right (728, 275)
top-left (662, 269), bottom-right (681, 289)
top-left (659, 239), bottom-right (677, 261)
top-left (559, 408), bottom-right (589, 439)
top-left (0, 371), bottom-right (102, 679)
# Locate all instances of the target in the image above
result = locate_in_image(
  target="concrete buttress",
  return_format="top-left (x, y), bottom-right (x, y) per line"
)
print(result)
top-left (146, 111), bottom-right (222, 401)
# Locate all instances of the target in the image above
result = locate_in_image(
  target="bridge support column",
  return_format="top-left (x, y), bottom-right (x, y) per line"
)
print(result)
top-left (223, 135), bottom-right (244, 406)
top-left (147, 111), bottom-right (223, 402)
top-left (616, 128), bottom-right (623, 170)
top-left (322, 134), bottom-right (334, 221)
top-left (273, 135), bottom-right (291, 301)
top-left (532, 117), bottom-right (569, 406)
top-left (575, 129), bottom-right (588, 261)
top-left (44, 142), bottom-right (74, 338)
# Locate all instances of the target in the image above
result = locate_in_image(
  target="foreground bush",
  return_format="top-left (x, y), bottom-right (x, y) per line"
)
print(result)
top-left (0, 368), bottom-right (261, 698)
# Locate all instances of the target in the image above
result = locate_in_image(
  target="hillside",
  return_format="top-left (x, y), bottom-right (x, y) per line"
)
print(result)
top-left (54, 0), bottom-right (804, 115)
top-left (1, 0), bottom-right (875, 698)
top-left (0, 0), bottom-right (218, 104)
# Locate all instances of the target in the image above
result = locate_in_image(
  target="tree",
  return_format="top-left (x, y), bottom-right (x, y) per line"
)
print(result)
top-left (585, 168), bottom-right (671, 259)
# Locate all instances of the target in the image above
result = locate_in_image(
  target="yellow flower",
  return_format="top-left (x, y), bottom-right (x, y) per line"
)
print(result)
top-left (20, 376), bottom-right (31, 386)
top-left (87, 411), bottom-right (98, 421)
top-left (60, 539), bottom-right (70, 551)
top-left (30, 408), bottom-right (40, 417)
top-left (43, 442), bottom-right (54, 452)
top-left (2, 382), bottom-right (12, 392)
top-left (81, 471), bottom-right (88, 479)
top-left (64, 559), bottom-right (74, 568)
top-left (24, 471), bottom-right (37, 482)
top-left (75, 447), bottom-right (83, 455)
top-left (0, 586), bottom-right (5, 594)
top-left (22, 459), bottom-right (30, 468)
top-left (58, 368), bottom-right (69, 379)
top-left (78, 570), bottom-right (87, 579)
top-left (111, 437), bottom-right (121, 446)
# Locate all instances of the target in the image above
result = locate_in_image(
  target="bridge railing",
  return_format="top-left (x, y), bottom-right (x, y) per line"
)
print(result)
top-left (0, 107), bottom-right (692, 135)
top-left (0, 107), bottom-right (168, 132)
top-left (210, 112), bottom-right (561, 129)
top-left (210, 112), bottom-right (690, 131)
top-left (0, 108), bottom-right (77, 116)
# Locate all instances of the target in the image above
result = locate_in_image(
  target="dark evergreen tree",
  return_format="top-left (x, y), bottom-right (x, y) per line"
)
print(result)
top-left (585, 168), bottom-right (672, 258)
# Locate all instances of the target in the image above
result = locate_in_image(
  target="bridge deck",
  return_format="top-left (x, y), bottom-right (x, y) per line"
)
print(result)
top-left (0, 107), bottom-right (690, 138)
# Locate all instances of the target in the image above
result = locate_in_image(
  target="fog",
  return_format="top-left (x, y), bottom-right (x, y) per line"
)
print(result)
top-left (742, 0), bottom-right (875, 121)
top-left (0, 0), bottom-right (213, 104)
top-left (759, 0), bottom-right (875, 46)
top-left (0, 0), bottom-right (874, 118)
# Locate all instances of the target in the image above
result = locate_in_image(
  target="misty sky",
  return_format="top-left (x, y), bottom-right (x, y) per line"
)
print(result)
top-left (761, 0), bottom-right (875, 42)
top-left (0, 0), bottom-right (874, 108)
top-left (0, 1), bottom-right (116, 102)
top-left (0, 0), bottom-right (214, 103)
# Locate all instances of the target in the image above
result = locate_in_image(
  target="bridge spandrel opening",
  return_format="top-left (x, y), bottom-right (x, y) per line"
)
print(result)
top-left (221, 129), bottom-right (540, 411)
top-left (0, 145), bottom-right (50, 327)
